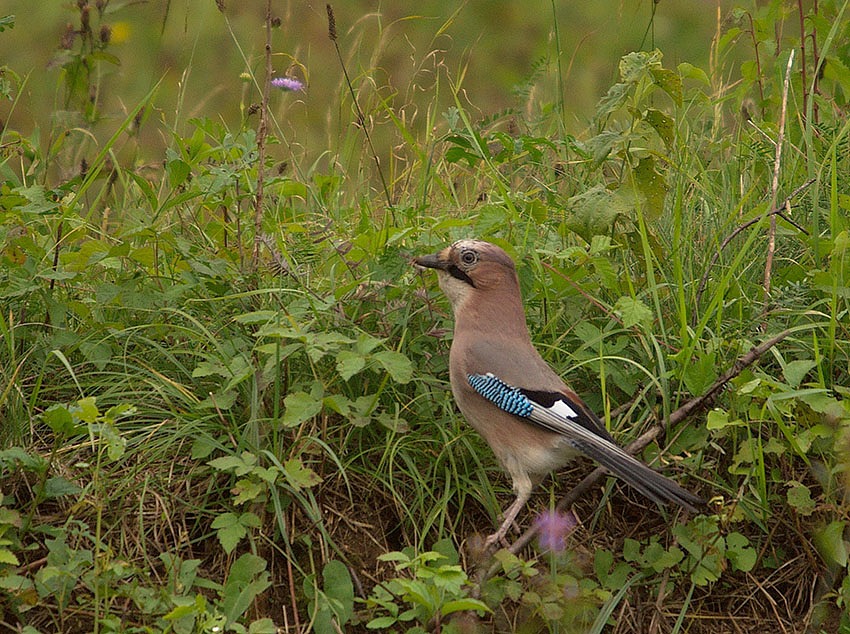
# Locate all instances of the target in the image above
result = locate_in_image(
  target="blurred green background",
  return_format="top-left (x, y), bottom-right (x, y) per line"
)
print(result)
top-left (1, 1), bottom-right (736, 173)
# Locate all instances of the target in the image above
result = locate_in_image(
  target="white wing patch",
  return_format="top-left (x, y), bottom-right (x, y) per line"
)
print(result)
top-left (550, 399), bottom-right (578, 419)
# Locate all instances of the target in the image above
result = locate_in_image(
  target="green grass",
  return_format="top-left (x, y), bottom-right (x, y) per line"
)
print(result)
top-left (2, 1), bottom-right (850, 633)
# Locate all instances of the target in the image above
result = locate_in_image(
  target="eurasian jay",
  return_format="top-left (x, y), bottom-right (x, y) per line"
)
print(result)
top-left (414, 239), bottom-right (703, 547)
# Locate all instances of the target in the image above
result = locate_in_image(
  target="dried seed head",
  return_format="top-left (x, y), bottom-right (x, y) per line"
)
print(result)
top-left (326, 4), bottom-right (337, 41)
top-left (60, 23), bottom-right (76, 49)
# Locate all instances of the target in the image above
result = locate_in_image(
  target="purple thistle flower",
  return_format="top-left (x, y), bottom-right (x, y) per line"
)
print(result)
top-left (535, 509), bottom-right (577, 552)
top-left (271, 77), bottom-right (304, 92)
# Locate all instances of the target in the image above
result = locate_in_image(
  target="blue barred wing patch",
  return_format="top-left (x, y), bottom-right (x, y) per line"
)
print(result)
top-left (467, 373), bottom-right (534, 417)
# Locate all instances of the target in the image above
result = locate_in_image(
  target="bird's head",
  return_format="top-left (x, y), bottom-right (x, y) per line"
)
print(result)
top-left (413, 239), bottom-right (519, 311)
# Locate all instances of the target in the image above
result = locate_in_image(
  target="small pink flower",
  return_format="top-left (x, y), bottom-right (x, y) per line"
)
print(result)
top-left (271, 77), bottom-right (304, 92)
top-left (535, 509), bottom-right (577, 552)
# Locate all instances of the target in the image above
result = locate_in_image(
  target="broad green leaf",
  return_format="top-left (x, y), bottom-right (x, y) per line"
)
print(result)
top-left (220, 553), bottom-right (271, 625)
top-left (284, 458), bottom-right (322, 490)
top-left (336, 350), bottom-right (366, 380)
top-left (441, 598), bottom-right (491, 615)
top-left (74, 397), bottom-right (100, 424)
top-left (644, 108), bottom-right (675, 150)
top-left (815, 521), bottom-right (848, 567)
top-left (726, 533), bottom-right (756, 572)
top-left (683, 351), bottom-right (716, 396)
top-left (651, 67), bottom-right (683, 106)
top-left (248, 618), bottom-right (277, 634)
top-left (783, 360), bottom-right (816, 388)
top-left (42, 405), bottom-right (80, 437)
top-left (44, 477), bottom-right (82, 499)
top-left (565, 185), bottom-right (629, 242)
top-left (373, 350), bottom-right (413, 384)
top-left (281, 391), bottom-right (322, 427)
top-left (632, 156), bottom-right (668, 220)
top-left (786, 481), bottom-right (816, 516)
top-left (614, 296), bottom-right (653, 328)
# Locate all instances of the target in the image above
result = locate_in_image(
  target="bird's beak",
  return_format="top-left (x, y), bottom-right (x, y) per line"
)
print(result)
top-left (413, 249), bottom-right (449, 271)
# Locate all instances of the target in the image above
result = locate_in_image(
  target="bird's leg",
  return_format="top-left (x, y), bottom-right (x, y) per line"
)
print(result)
top-left (484, 489), bottom-right (531, 549)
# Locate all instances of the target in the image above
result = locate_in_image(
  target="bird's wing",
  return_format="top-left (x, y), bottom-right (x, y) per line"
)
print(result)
top-left (467, 372), bottom-right (704, 511)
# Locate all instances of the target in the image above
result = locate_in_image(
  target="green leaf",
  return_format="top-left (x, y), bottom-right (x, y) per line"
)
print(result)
top-left (786, 481), bottom-right (816, 516)
top-left (220, 553), bottom-right (271, 625)
top-left (815, 521), bottom-right (848, 567)
top-left (614, 296), bottom-right (653, 328)
top-left (248, 618), bottom-right (278, 634)
top-left (682, 351), bottom-right (716, 396)
top-left (725, 532), bottom-right (756, 573)
top-left (632, 155), bottom-right (668, 220)
top-left (565, 185), bottom-right (630, 242)
top-left (373, 350), bottom-right (413, 384)
top-left (783, 360), bottom-right (816, 388)
top-left (706, 408), bottom-right (740, 430)
top-left (42, 405), bottom-right (80, 437)
top-left (367, 616), bottom-right (398, 629)
top-left (336, 350), bottom-right (366, 380)
top-left (43, 477), bottom-right (82, 499)
top-left (212, 513), bottom-right (247, 554)
top-left (308, 560), bottom-right (355, 634)
top-left (651, 67), bottom-right (683, 106)
top-left (441, 598), bottom-right (490, 615)
top-left (283, 458), bottom-right (322, 490)
top-left (643, 108), bottom-right (675, 150)
top-left (74, 397), bottom-right (100, 424)
top-left (0, 549), bottom-right (20, 565)
top-left (167, 159), bottom-right (191, 188)
top-left (281, 391), bottom-right (322, 427)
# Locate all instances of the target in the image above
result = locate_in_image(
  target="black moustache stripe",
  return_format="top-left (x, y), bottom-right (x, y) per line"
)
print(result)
top-left (447, 264), bottom-right (476, 288)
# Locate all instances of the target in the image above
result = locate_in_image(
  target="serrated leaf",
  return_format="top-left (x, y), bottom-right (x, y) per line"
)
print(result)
top-left (614, 296), bottom-right (653, 328)
top-left (335, 350), bottom-right (366, 381)
top-left (0, 549), bottom-right (20, 565)
top-left (565, 185), bottom-right (629, 242)
top-left (284, 458), bottom-right (322, 490)
top-left (43, 476), bottom-right (82, 499)
top-left (786, 481), bottom-right (816, 516)
top-left (594, 82), bottom-right (631, 120)
top-left (212, 513), bottom-right (247, 554)
top-left (281, 391), bottom-right (322, 427)
top-left (373, 350), bottom-right (413, 384)
top-left (726, 532), bottom-right (756, 572)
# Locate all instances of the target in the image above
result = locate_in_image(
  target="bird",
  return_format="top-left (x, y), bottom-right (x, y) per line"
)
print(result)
top-left (413, 239), bottom-right (704, 547)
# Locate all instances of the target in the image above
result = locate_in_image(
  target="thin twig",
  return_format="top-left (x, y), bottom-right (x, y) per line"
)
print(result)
top-left (763, 50), bottom-right (795, 315)
top-left (251, 0), bottom-right (273, 270)
top-left (478, 328), bottom-right (794, 564)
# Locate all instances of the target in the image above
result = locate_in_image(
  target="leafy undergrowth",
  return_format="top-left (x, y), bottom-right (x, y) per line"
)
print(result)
top-left (2, 1), bottom-right (850, 633)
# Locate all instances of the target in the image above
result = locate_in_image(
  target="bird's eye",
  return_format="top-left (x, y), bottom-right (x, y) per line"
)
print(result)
top-left (460, 249), bottom-right (478, 266)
